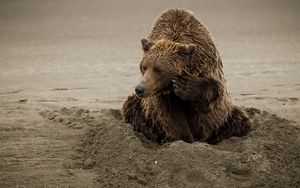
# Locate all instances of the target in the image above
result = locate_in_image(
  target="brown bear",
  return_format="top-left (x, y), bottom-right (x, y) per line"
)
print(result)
top-left (122, 9), bottom-right (251, 144)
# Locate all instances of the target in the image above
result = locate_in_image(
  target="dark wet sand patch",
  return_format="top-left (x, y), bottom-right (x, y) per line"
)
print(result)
top-left (0, 90), bottom-right (22, 95)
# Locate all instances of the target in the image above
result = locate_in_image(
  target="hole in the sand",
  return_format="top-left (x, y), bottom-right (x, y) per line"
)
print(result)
top-left (227, 166), bottom-right (253, 176)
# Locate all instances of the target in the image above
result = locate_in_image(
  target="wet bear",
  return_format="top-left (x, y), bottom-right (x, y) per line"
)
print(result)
top-left (122, 9), bottom-right (251, 144)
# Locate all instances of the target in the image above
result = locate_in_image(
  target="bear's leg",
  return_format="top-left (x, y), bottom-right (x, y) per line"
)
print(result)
top-left (206, 106), bottom-right (251, 144)
top-left (158, 108), bottom-right (194, 143)
top-left (154, 94), bottom-right (195, 143)
top-left (122, 95), bottom-right (165, 142)
top-left (163, 118), bottom-right (195, 143)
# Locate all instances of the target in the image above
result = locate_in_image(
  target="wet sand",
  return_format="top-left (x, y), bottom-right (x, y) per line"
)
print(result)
top-left (0, 0), bottom-right (299, 187)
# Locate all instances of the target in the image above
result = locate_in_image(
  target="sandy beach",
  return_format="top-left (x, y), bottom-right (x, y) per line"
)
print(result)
top-left (0, 0), bottom-right (299, 187)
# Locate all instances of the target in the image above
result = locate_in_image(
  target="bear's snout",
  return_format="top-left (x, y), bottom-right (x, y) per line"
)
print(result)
top-left (135, 84), bottom-right (145, 97)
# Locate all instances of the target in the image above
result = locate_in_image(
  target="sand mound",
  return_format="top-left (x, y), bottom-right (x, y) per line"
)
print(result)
top-left (40, 107), bottom-right (300, 187)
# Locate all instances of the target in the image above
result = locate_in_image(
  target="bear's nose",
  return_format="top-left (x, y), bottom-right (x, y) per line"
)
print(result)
top-left (135, 85), bottom-right (144, 96)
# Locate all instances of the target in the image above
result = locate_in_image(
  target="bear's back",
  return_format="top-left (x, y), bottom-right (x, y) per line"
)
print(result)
top-left (148, 9), bottom-right (214, 47)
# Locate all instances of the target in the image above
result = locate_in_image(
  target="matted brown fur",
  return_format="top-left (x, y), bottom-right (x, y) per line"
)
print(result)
top-left (122, 9), bottom-right (251, 144)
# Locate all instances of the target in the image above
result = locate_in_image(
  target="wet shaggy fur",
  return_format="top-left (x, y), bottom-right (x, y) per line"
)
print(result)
top-left (122, 9), bottom-right (251, 144)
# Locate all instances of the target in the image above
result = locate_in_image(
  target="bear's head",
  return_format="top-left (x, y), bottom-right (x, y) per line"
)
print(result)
top-left (135, 38), bottom-right (196, 98)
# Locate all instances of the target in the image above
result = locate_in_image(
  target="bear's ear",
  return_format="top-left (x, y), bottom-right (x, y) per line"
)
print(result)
top-left (141, 38), bottom-right (154, 52)
top-left (178, 44), bottom-right (196, 57)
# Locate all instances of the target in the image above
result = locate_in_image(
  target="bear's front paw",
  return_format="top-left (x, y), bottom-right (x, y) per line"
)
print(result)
top-left (172, 74), bottom-right (195, 101)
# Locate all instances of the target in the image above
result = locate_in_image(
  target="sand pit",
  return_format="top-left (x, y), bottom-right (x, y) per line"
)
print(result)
top-left (40, 107), bottom-right (300, 187)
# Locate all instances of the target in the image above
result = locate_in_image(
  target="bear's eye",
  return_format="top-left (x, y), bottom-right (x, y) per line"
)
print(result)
top-left (153, 67), bottom-right (162, 74)
top-left (140, 65), bottom-right (147, 74)
top-left (142, 65), bottom-right (147, 71)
